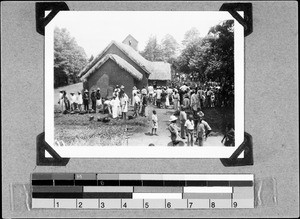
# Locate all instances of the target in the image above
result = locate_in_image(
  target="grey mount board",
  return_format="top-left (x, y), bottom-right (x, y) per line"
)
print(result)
top-left (1, 1), bottom-right (299, 218)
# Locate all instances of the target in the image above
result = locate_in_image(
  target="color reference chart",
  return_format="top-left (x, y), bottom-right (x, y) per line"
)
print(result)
top-left (31, 173), bottom-right (254, 209)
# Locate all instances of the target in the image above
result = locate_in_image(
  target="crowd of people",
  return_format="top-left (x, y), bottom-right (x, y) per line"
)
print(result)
top-left (57, 80), bottom-right (234, 146)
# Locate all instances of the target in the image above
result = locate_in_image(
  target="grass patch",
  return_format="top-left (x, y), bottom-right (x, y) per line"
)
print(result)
top-left (54, 111), bottom-right (150, 146)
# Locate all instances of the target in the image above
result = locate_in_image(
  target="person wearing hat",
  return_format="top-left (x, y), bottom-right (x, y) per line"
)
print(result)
top-left (196, 111), bottom-right (212, 146)
top-left (185, 114), bottom-right (195, 146)
top-left (83, 89), bottom-right (89, 112)
top-left (96, 88), bottom-right (102, 113)
top-left (168, 115), bottom-right (180, 146)
top-left (77, 91), bottom-right (83, 111)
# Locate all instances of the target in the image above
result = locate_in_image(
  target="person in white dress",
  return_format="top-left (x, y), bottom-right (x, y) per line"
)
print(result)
top-left (120, 92), bottom-right (129, 120)
top-left (172, 89), bottom-right (180, 111)
top-left (110, 96), bottom-right (120, 119)
top-left (165, 87), bottom-right (170, 108)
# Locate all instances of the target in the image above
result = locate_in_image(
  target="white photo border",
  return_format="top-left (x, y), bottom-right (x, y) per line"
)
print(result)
top-left (45, 11), bottom-right (244, 158)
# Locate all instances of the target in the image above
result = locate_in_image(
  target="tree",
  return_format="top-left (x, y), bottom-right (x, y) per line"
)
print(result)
top-left (54, 27), bottom-right (88, 87)
top-left (161, 34), bottom-right (179, 63)
top-left (204, 20), bottom-right (234, 82)
top-left (175, 20), bottom-right (234, 83)
top-left (140, 35), bottom-right (164, 61)
top-left (182, 27), bottom-right (201, 46)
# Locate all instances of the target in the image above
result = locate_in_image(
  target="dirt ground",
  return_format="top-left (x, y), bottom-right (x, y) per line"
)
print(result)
top-left (127, 104), bottom-right (225, 147)
top-left (54, 83), bottom-right (233, 147)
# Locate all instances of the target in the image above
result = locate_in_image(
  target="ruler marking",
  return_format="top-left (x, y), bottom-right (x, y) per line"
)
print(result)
top-left (31, 174), bottom-right (254, 209)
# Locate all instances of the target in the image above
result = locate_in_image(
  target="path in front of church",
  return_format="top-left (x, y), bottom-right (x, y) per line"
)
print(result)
top-left (127, 104), bottom-right (223, 147)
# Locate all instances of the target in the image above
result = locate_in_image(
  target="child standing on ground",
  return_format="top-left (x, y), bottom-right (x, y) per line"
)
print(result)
top-left (151, 110), bottom-right (158, 135)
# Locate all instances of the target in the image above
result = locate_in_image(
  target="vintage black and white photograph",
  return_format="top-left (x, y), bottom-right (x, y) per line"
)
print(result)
top-left (45, 11), bottom-right (244, 158)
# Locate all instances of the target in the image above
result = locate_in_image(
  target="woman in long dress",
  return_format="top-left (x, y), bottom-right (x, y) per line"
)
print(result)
top-left (165, 93), bottom-right (170, 108)
top-left (110, 96), bottom-right (120, 119)
top-left (120, 92), bottom-right (129, 120)
top-left (172, 90), bottom-right (180, 111)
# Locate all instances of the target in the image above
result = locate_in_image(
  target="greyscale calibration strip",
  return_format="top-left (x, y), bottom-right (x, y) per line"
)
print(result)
top-left (31, 173), bottom-right (254, 209)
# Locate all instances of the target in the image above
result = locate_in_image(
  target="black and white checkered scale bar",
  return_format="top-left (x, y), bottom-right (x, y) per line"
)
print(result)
top-left (31, 173), bottom-right (254, 209)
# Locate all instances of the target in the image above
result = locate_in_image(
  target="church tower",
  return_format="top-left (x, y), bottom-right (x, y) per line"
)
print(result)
top-left (122, 34), bottom-right (138, 51)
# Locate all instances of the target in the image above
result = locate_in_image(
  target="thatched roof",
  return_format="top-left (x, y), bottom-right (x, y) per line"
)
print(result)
top-left (149, 62), bottom-right (171, 81)
top-left (78, 40), bottom-right (152, 78)
top-left (78, 39), bottom-right (171, 81)
top-left (80, 54), bottom-right (143, 81)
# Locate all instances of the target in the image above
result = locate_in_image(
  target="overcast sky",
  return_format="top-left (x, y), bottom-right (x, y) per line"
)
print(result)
top-left (50, 11), bottom-right (234, 58)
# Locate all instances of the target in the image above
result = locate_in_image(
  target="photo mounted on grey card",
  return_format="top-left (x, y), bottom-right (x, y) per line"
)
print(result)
top-left (45, 11), bottom-right (244, 158)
